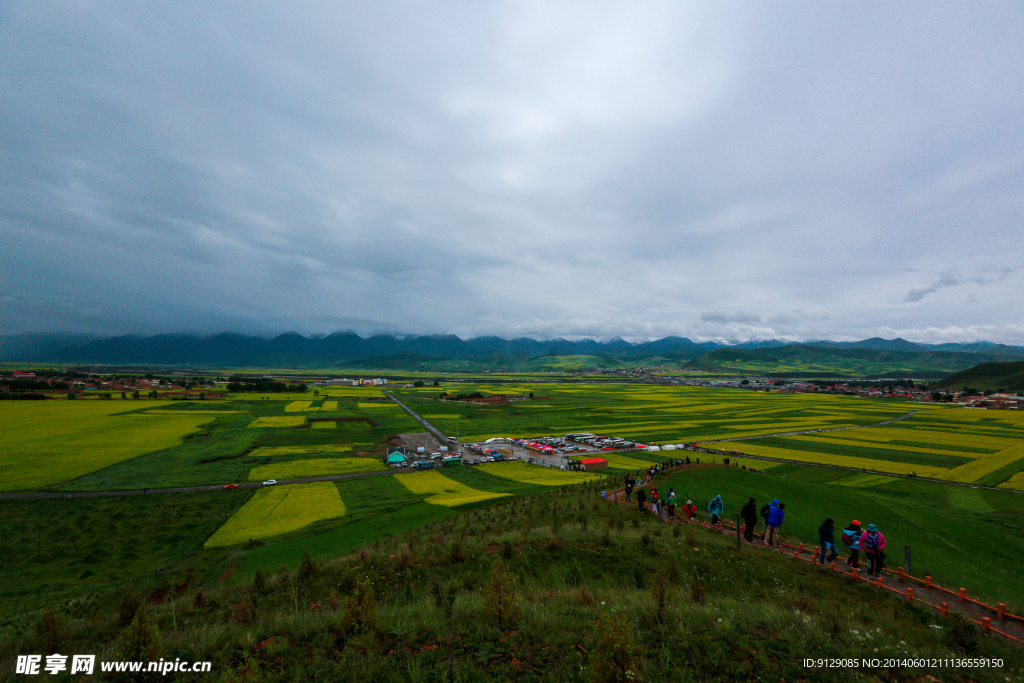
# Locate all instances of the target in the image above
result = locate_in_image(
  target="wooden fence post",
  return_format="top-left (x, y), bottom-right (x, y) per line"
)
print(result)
top-left (904, 545), bottom-right (912, 576)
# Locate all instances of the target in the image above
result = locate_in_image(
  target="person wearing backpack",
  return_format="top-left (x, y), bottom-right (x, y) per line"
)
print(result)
top-left (681, 499), bottom-right (697, 519)
top-left (760, 499), bottom-right (777, 534)
top-left (765, 502), bottom-right (785, 548)
top-left (860, 524), bottom-right (887, 576)
top-left (817, 517), bottom-right (838, 564)
top-left (624, 477), bottom-right (634, 503)
top-left (707, 494), bottom-right (724, 525)
top-left (842, 520), bottom-right (862, 568)
top-left (740, 497), bottom-right (757, 542)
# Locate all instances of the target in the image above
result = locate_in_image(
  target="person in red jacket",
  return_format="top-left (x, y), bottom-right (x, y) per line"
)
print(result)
top-left (860, 524), bottom-right (887, 576)
top-left (680, 499), bottom-right (697, 519)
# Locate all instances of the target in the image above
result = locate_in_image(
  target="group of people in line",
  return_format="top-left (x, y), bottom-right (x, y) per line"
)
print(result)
top-left (623, 474), bottom-right (889, 575)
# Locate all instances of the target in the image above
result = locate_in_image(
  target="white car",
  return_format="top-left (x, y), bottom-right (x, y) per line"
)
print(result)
top-left (262, 479), bottom-right (277, 486)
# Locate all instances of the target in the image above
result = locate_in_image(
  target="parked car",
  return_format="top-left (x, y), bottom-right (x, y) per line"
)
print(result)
top-left (262, 480), bottom-right (277, 486)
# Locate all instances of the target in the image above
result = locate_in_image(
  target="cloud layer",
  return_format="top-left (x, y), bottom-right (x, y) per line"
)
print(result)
top-left (2, 1), bottom-right (1023, 343)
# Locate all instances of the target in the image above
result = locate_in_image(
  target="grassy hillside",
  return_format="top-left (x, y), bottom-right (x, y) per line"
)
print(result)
top-left (685, 344), bottom-right (1022, 378)
top-left (933, 361), bottom-right (1024, 392)
top-left (2, 480), bottom-right (1019, 682)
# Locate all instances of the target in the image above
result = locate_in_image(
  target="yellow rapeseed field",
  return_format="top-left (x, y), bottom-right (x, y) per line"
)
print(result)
top-left (247, 457), bottom-right (384, 481)
top-left (483, 461), bottom-right (601, 486)
top-left (284, 401), bottom-right (315, 412)
top-left (204, 482), bottom-right (346, 547)
top-left (395, 470), bottom-right (511, 507)
top-left (358, 402), bottom-right (399, 409)
top-left (247, 416), bottom-right (306, 428)
top-left (0, 401), bottom-right (214, 491)
top-left (319, 401), bottom-right (338, 411)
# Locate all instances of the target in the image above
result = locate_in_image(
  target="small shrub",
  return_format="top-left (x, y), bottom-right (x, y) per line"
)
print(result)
top-left (589, 614), bottom-right (638, 683)
top-left (35, 607), bottom-right (66, 654)
top-left (690, 573), bottom-right (707, 605)
top-left (944, 613), bottom-right (979, 654)
top-left (564, 562), bottom-right (583, 588)
top-left (449, 540), bottom-right (465, 564)
top-left (192, 589), bottom-right (207, 609)
top-left (672, 525), bottom-right (681, 538)
top-left (640, 532), bottom-right (651, 548)
top-left (252, 567), bottom-right (268, 593)
top-left (115, 604), bottom-right (161, 662)
top-left (601, 530), bottom-right (611, 547)
top-left (233, 600), bottom-right (256, 624)
top-left (502, 540), bottom-right (513, 561)
top-left (299, 550), bottom-right (318, 582)
top-left (652, 569), bottom-right (672, 624)
top-left (630, 565), bottom-right (646, 589)
top-left (118, 589), bottom-right (143, 628)
top-left (340, 577), bottom-right (376, 634)
top-left (685, 527), bottom-right (697, 547)
top-left (484, 559), bottom-right (521, 630)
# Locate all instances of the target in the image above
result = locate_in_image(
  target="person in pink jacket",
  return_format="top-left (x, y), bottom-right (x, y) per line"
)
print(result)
top-left (860, 524), bottom-right (887, 576)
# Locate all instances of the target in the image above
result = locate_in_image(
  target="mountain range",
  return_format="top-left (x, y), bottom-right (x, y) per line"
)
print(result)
top-left (3, 332), bottom-right (1024, 377)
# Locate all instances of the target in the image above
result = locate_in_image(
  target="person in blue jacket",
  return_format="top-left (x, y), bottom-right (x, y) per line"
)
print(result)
top-left (765, 502), bottom-right (785, 547)
top-left (707, 495), bottom-right (724, 525)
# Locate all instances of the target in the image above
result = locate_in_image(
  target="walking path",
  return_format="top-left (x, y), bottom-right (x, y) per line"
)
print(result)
top-left (610, 463), bottom-right (1024, 646)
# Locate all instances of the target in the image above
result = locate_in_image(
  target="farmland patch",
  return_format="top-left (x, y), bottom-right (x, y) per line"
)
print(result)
top-left (394, 470), bottom-right (511, 507)
top-left (247, 416), bottom-right (306, 428)
top-left (204, 482), bottom-right (346, 547)
top-left (248, 457), bottom-right (384, 481)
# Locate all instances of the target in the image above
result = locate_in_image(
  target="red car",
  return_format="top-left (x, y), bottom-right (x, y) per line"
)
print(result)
top-left (224, 483), bottom-right (239, 489)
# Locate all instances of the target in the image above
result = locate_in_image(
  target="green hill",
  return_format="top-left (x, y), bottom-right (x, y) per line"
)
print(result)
top-left (932, 361), bottom-right (1024, 392)
top-left (685, 344), bottom-right (1021, 378)
top-left (3, 481), bottom-right (1018, 681)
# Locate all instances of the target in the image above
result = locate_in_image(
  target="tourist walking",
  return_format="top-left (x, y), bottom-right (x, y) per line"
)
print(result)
top-left (681, 499), bottom-right (697, 519)
top-left (624, 477), bottom-right (634, 502)
top-left (636, 487), bottom-right (646, 514)
top-left (667, 489), bottom-right (677, 518)
top-left (707, 495), bottom-right (724, 525)
top-left (765, 502), bottom-right (785, 548)
top-left (861, 524), bottom-right (887, 576)
top-left (740, 497), bottom-right (757, 542)
top-left (760, 499), bottom-right (777, 534)
top-left (818, 518), bottom-right (838, 564)
top-left (842, 520), bottom-right (862, 568)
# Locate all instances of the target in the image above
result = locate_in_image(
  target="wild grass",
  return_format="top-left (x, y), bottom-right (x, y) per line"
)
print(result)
top-left (3, 481), bottom-right (1019, 682)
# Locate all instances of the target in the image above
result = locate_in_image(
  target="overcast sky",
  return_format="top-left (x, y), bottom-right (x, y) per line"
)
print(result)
top-left (2, 2), bottom-right (1023, 343)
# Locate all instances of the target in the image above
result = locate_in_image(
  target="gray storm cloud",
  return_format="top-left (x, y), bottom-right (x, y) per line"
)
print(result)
top-left (1, 1), bottom-right (1023, 343)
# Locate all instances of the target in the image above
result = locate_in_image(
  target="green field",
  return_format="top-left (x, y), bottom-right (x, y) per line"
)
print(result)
top-left (51, 395), bottom-right (422, 491)
top-left (0, 401), bottom-right (217, 491)
top-left (393, 383), bottom-right (937, 444)
top-left (723, 408), bottom-right (1024, 487)
top-left (0, 490), bottom-right (249, 617)
top-left (660, 464), bottom-right (1024, 611)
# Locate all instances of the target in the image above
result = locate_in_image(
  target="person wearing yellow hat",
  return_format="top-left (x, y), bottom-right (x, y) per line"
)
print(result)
top-left (841, 519), bottom-right (862, 568)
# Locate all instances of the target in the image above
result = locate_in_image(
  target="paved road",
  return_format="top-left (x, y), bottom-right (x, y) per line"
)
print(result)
top-left (385, 390), bottom-right (451, 444)
top-left (0, 468), bottom-right (398, 501)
